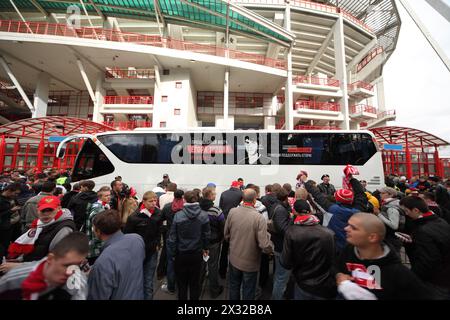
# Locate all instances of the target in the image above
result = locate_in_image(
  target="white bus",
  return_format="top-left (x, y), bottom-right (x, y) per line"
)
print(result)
top-left (57, 129), bottom-right (384, 196)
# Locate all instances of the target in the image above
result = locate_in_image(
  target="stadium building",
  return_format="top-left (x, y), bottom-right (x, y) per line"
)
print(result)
top-left (0, 0), bottom-right (448, 177)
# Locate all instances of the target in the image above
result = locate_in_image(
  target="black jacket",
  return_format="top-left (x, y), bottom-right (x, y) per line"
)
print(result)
top-left (23, 217), bottom-right (76, 262)
top-left (261, 193), bottom-right (278, 213)
top-left (404, 214), bottom-right (450, 290)
top-left (167, 203), bottom-right (210, 256)
top-left (123, 207), bottom-right (163, 256)
top-left (219, 188), bottom-right (242, 218)
top-left (269, 200), bottom-right (292, 253)
top-left (318, 183), bottom-right (337, 197)
top-left (110, 190), bottom-right (123, 211)
top-left (337, 244), bottom-right (439, 300)
top-left (200, 198), bottom-right (225, 244)
top-left (61, 191), bottom-right (79, 209)
top-left (67, 191), bottom-right (98, 230)
top-left (0, 194), bottom-right (13, 230)
top-left (281, 222), bottom-right (337, 299)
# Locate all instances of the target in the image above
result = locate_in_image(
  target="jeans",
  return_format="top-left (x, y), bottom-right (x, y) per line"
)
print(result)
top-left (294, 284), bottom-right (327, 300)
top-left (272, 251), bottom-right (291, 300)
top-left (228, 263), bottom-right (258, 300)
top-left (143, 252), bottom-right (158, 300)
top-left (208, 242), bottom-right (222, 294)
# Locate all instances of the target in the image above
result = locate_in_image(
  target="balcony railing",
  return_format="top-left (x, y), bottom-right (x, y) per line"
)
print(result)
top-left (360, 110), bottom-right (396, 127)
top-left (348, 81), bottom-right (374, 92)
top-left (357, 47), bottom-right (384, 72)
top-left (378, 110), bottom-right (396, 118)
top-left (293, 75), bottom-right (340, 87)
top-left (102, 121), bottom-right (152, 130)
top-left (294, 125), bottom-right (341, 130)
top-left (0, 19), bottom-right (286, 70)
top-left (104, 96), bottom-right (154, 104)
top-left (294, 100), bottom-right (341, 112)
top-left (105, 68), bottom-right (155, 79)
top-left (350, 104), bottom-right (377, 115)
top-left (233, 1), bottom-right (373, 34)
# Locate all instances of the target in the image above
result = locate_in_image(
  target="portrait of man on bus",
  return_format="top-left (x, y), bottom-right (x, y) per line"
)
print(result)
top-left (237, 135), bottom-right (272, 165)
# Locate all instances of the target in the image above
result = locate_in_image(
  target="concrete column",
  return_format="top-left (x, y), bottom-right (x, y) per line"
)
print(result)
top-left (33, 72), bottom-right (50, 118)
top-left (223, 69), bottom-right (229, 129)
top-left (374, 76), bottom-right (386, 112)
top-left (284, 2), bottom-right (294, 130)
top-left (264, 117), bottom-right (276, 130)
top-left (92, 71), bottom-right (105, 122)
top-left (334, 15), bottom-right (350, 130)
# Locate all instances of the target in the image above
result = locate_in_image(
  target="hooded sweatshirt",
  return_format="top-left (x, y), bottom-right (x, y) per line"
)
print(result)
top-left (199, 198), bottom-right (224, 244)
top-left (167, 202), bottom-right (210, 256)
top-left (337, 244), bottom-right (440, 300)
top-left (67, 191), bottom-right (98, 230)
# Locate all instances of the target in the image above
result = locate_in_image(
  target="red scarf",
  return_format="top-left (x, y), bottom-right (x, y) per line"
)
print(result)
top-left (8, 210), bottom-right (63, 259)
top-left (294, 215), bottom-right (320, 226)
top-left (243, 202), bottom-right (254, 207)
top-left (140, 203), bottom-right (155, 218)
top-left (21, 260), bottom-right (48, 300)
top-left (419, 211), bottom-right (434, 219)
top-left (171, 198), bottom-right (185, 213)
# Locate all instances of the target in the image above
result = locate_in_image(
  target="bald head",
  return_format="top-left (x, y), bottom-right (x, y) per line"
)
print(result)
top-left (352, 213), bottom-right (386, 241)
top-left (242, 189), bottom-right (257, 203)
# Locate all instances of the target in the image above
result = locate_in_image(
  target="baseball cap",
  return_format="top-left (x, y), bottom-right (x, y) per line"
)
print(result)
top-left (38, 196), bottom-right (60, 211)
top-left (163, 173), bottom-right (169, 178)
top-left (207, 183), bottom-right (216, 188)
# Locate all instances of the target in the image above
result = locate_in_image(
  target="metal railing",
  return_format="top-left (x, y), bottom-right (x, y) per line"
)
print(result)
top-left (360, 110), bottom-right (396, 127)
top-left (0, 19), bottom-right (286, 70)
top-left (233, 0), bottom-right (373, 33)
top-left (102, 121), bottom-right (153, 130)
top-left (105, 68), bottom-right (155, 79)
top-left (104, 96), bottom-right (154, 104)
top-left (293, 75), bottom-right (340, 87)
top-left (348, 81), bottom-right (374, 92)
top-left (350, 104), bottom-right (377, 115)
top-left (294, 100), bottom-right (341, 112)
top-left (357, 47), bottom-right (384, 72)
top-left (294, 125), bottom-right (341, 130)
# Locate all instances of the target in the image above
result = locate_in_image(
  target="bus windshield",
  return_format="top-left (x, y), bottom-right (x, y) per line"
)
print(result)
top-left (72, 139), bottom-right (115, 182)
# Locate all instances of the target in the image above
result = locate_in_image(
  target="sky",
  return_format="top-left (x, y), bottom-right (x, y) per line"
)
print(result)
top-left (384, 0), bottom-right (450, 156)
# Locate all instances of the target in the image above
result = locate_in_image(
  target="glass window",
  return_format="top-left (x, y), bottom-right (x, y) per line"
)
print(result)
top-left (72, 139), bottom-right (115, 182)
top-left (97, 132), bottom-right (377, 166)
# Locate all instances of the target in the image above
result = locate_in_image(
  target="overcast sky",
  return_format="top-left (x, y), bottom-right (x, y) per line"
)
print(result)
top-left (384, 0), bottom-right (450, 156)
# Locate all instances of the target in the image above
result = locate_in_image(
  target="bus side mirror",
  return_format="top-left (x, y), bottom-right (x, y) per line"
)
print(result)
top-left (57, 146), bottom-right (66, 159)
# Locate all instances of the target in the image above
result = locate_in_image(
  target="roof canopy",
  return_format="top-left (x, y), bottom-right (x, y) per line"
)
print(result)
top-left (0, 0), bottom-right (295, 46)
top-left (370, 126), bottom-right (449, 149)
top-left (0, 116), bottom-right (115, 140)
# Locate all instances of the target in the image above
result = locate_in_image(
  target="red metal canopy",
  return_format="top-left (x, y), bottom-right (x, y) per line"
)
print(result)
top-left (0, 116), bottom-right (115, 140)
top-left (370, 126), bottom-right (449, 149)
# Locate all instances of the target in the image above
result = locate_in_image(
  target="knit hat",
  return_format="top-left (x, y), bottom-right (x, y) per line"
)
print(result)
top-left (231, 181), bottom-right (240, 188)
top-left (334, 189), bottom-right (354, 205)
top-left (293, 200), bottom-right (311, 214)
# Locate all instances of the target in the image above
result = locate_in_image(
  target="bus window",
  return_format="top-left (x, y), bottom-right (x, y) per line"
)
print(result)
top-left (72, 139), bottom-right (115, 182)
top-left (279, 133), bottom-right (376, 165)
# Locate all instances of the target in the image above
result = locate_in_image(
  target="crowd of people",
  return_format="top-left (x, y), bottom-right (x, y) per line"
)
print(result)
top-left (0, 168), bottom-right (450, 301)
